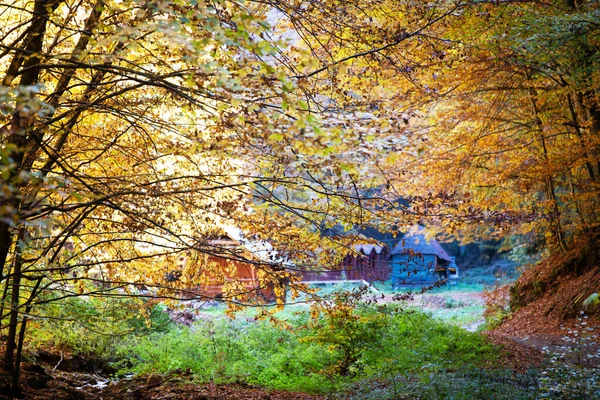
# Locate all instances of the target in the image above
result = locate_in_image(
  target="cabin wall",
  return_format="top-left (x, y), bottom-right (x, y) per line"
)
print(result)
top-left (300, 270), bottom-right (345, 282)
top-left (390, 254), bottom-right (439, 286)
top-left (183, 255), bottom-right (275, 302)
top-left (345, 250), bottom-right (391, 283)
top-left (299, 249), bottom-right (392, 284)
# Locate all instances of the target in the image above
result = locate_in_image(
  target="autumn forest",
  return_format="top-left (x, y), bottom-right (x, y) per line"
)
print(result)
top-left (1, 0), bottom-right (600, 399)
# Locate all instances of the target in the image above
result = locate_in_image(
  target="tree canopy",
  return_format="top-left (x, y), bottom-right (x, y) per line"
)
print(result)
top-left (1, 0), bottom-right (599, 393)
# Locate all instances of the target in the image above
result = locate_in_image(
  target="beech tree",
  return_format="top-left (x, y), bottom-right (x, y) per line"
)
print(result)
top-left (414, 0), bottom-right (600, 246)
top-left (0, 0), bottom-right (349, 391)
top-left (285, 0), bottom-right (600, 246)
top-left (0, 0), bottom-right (440, 391)
top-left (2, 0), bottom-right (598, 393)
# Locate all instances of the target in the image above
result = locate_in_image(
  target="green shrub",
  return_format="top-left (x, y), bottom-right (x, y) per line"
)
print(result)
top-left (300, 305), bottom-right (389, 376)
top-left (115, 306), bottom-right (504, 395)
top-left (26, 294), bottom-right (170, 362)
top-left (117, 317), bottom-right (337, 393)
top-left (26, 296), bottom-right (556, 398)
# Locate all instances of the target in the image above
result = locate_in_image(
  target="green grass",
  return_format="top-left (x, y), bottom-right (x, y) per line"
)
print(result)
top-left (366, 280), bottom-right (486, 295)
top-left (25, 295), bottom-right (171, 362)
top-left (23, 293), bottom-right (548, 398)
top-left (425, 304), bottom-right (486, 327)
top-left (112, 307), bottom-right (532, 397)
top-left (188, 282), bottom-right (487, 331)
top-left (24, 277), bottom-right (600, 399)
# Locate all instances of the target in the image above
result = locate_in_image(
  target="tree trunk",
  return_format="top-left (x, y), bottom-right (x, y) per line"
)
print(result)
top-left (3, 227), bottom-right (25, 376)
top-left (0, 0), bottom-right (60, 279)
top-left (567, 93), bottom-right (597, 183)
top-left (528, 87), bottom-right (568, 252)
top-left (11, 278), bottom-right (43, 393)
top-left (0, 0), bottom-right (62, 388)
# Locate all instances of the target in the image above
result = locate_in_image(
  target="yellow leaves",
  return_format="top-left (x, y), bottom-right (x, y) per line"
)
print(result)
top-left (339, 163), bottom-right (358, 177)
top-left (4, 0), bottom-right (591, 328)
top-left (268, 133), bottom-right (284, 142)
top-left (310, 307), bottom-right (321, 321)
top-left (75, 280), bottom-right (85, 295)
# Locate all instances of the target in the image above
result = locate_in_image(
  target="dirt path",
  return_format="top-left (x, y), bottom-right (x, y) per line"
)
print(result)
top-left (485, 332), bottom-right (546, 372)
top-left (491, 332), bottom-right (600, 369)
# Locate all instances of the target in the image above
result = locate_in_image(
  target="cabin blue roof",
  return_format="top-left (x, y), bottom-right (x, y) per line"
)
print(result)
top-left (390, 228), bottom-right (452, 263)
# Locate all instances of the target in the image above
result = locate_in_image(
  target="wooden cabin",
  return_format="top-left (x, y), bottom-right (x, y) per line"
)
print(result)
top-left (389, 227), bottom-right (454, 287)
top-left (180, 237), bottom-right (277, 303)
top-left (296, 225), bottom-right (458, 288)
top-left (343, 244), bottom-right (391, 283)
top-left (299, 268), bottom-right (346, 283)
top-left (179, 226), bottom-right (456, 297)
top-left (298, 243), bottom-right (391, 285)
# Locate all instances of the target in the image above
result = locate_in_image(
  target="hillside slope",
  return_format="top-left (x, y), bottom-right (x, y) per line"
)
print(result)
top-left (494, 231), bottom-right (600, 337)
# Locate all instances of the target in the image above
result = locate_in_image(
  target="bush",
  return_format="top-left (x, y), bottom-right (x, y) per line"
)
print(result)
top-left (300, 305), bottom-right (389, 376)
top-left (118, 317), bottom-right (336, 393)
top-left (116, 306), bottom-right (503, 395)
top-left (26, 294), bottom-right (171, 363)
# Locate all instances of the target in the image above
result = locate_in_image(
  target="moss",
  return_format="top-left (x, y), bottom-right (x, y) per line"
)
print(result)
top-left (509, 284), bottom-right (524, 311)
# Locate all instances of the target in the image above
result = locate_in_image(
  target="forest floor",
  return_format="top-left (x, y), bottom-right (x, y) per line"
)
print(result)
top-left (0, 288), bottom-right (523, 399)
top-left (3, 369), bottom-right (327, 400)
top-left (4, 284), bottom-right (598, 399)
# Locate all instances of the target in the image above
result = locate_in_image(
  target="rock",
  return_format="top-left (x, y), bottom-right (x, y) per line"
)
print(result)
top-left (23, 364), bottom-right (53, 390)
top-left (146, 373), bottom-right (163, 386)
top-left (23, 363), bottom-right (47, 375)
top-left (61, 356), bottom-right (84, 372)
top-left (26, 372), bottom-right (52, 390)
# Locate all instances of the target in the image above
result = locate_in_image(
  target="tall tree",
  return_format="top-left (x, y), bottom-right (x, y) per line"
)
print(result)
top-left (0, 0), bottom-right (415, 391)
top-left (3, 0), bottom-right (598, 392)
top-left (285, 0), bottom-right (600, 246)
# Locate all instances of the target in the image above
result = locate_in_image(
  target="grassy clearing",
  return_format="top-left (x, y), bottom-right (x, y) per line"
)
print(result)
top-left (107, 306), bottom-right (535, 398)
top-left (357, 281), bottom-right (487, 329)
top-left (26, 292), bottom-right (600, 398)
top-left (199, 281), bottom-right (488, 331)
top-left (425, 304), bottom-right (485, 327)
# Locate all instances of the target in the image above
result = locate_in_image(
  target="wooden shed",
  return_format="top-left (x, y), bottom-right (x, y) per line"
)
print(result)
top-left (343, 244), bottom-right (391, 283)
top-left (181, 236), bottom-right (277, 302)
top-left (390, 227), bottom-right (453, 287)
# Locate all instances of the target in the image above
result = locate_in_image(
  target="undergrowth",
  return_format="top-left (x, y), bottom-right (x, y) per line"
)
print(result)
top-left (27, 294), bottom-right (600, 398)
top-left (111, 307), bottom-right (535, 397)
top-left (25, 294), bottom-right (170, 364)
